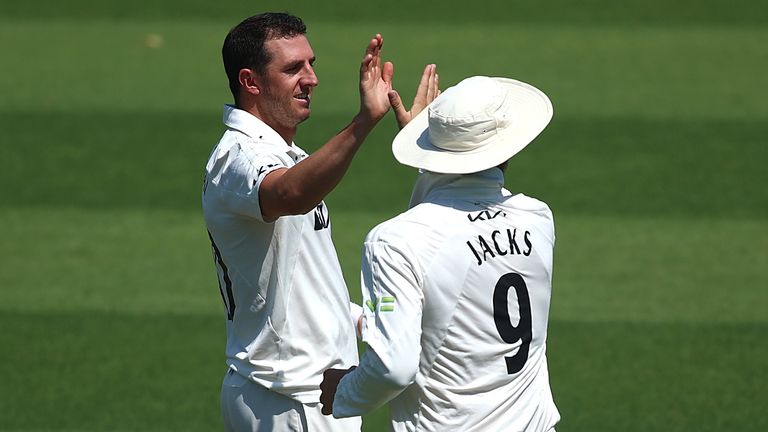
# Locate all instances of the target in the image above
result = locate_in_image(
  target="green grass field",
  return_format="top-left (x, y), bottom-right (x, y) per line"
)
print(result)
top-left (1, 0), bottom-right (767, 430)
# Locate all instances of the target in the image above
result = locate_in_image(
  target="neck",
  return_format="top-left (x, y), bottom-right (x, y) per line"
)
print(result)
top-left (282, 131), bottom-right (295, 145)
top-left (237, 101), bottom-right (295, 145)
top-left (267, 122), bottom-right (295, 145)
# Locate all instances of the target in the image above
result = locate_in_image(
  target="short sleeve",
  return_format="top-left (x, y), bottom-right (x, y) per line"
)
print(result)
top-left (212, 145), bottom-right (290, 221)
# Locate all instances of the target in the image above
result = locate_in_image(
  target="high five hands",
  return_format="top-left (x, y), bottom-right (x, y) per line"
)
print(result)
top-left (359, 34), bottom-right (393, 123)
top-left (358, 34), bottom-right (440, 128)
top-left (390, 63), bottom-right (440, 129)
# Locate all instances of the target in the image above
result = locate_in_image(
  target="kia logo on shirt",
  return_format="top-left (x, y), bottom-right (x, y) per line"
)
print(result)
top-left (314, 202), bottom-right (330, 231)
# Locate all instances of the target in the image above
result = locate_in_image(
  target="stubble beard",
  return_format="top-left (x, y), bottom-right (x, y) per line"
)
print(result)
top-left (261, 90), bottom-right (309, 135)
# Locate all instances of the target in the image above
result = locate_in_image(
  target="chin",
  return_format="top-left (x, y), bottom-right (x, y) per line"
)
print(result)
top-left (296, 111), bottom-right (311, 123)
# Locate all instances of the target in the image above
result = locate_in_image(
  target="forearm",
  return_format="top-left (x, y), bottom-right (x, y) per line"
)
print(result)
top-left (260, 115), bottom-right (377, 218)
top-left (333, 348), bottom-right (414, 417)
top-left (292, 114), bottom-right (377, 204)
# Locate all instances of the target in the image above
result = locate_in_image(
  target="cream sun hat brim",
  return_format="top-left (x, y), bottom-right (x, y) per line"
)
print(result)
top-left (392, 76), bottom-right (553, 174)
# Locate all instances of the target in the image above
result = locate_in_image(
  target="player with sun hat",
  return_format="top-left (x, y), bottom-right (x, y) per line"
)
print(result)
top-left (320, 75), bottom-right (561, 431)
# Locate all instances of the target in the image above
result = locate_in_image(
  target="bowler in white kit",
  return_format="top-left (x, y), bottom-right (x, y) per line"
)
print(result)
top-left (201, 12), bottom-right (439, 431)
top-left (320, 76), bottom-right (561, 431)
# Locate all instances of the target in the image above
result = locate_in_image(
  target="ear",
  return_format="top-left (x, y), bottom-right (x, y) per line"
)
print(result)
top-left (238, 69), bottom-right (260, 96)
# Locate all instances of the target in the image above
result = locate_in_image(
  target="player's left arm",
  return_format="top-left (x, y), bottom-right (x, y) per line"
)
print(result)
top-left (320, 237), bottom-right (423, 417)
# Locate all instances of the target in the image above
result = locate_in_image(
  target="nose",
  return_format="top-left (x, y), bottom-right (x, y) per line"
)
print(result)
top-left (302, 65), bottom-right (319, 87)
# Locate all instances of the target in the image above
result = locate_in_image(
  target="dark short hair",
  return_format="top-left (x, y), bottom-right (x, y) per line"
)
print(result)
top-left (222, 12), bottom-right (307, 103)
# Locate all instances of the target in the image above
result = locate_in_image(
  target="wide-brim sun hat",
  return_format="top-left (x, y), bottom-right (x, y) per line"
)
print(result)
top-left (392, 76), bottom-right (553, 174)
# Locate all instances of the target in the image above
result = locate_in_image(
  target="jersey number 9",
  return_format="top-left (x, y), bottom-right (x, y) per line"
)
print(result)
top-left (493, 272), bottom-right (532, 374)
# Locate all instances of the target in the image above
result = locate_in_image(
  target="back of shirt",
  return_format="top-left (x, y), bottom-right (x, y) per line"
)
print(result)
top-left (342, 170), bottom-right (559, 431)
top-left (413, 194), bottom-right (557, 431)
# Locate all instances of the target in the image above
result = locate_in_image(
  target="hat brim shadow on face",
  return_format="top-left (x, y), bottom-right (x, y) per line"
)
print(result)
top-left (393, 77), bottom-right (553, 175)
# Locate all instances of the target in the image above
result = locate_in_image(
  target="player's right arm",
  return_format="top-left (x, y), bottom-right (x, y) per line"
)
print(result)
top-left (259, 41), bottom-right (440, 222)
top-left (258, 35), bottom-right (392, 221)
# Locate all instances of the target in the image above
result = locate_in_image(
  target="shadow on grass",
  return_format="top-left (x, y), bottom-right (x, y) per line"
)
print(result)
top-left (0, 311), bottom-right (765, 431)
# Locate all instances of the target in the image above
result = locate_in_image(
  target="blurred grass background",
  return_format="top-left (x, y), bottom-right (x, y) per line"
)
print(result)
top-left (1, 0), bottom-right (766, 430)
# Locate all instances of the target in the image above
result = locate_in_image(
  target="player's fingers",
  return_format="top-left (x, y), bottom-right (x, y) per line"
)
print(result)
top-left (359, 53), bottom-right (373, 80)
top-left (413, 64), bottom-right (433, 103)
top-left (361, 37), bottom-right (377, 74)
top-left (320, 393), bottom-right (331, 415)
top-left (374, 44), bottom-right (384, 72)
top-left (382, 61), bottom-right (394, 84)
top-left (365, 36), bottom-right (378, 56)
top-left (369, 34), bottom-right (382, 70)
top-left (319, 381), bottom-right (330, 414)
top-left (389, 90), bottom-right (405, 112)
top-left (389, 90), bottom-right (409, 129)
top-left (427, 67), bottom-right (439, 103)
top-left (425, 64), bottom-right (438, 102)
top-left (373, 34), bottom-right (383, 58)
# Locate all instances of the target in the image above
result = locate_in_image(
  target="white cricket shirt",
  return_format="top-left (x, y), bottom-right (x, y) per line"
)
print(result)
top-left (202, 105), bottom-right (359, 403)
top-left (334, 168), bottom-right (560, 431)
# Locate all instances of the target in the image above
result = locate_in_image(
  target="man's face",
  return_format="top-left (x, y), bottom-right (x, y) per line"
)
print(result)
top-left (253, 35), bottom-right (318, 140)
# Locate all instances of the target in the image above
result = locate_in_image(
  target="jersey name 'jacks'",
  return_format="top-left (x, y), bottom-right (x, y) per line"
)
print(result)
top-left (466, 228), bottom-right (532, 266)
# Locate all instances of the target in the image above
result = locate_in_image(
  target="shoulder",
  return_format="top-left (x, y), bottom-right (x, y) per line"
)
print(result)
top-left (506, 193), bottom-right (553, 219)
top-left (363, 212), bottom-right (421, 264)
top-left (364, 214), bottom-right (408, 246)
top-left (364, 203), bottom-right (442, 244)
top-left (361, 214), bottom-right (427, 284)
top-left (362, 203), bottom-right (453, 270)
top-left (213, 131), bottom-right (294, 172)
top-left (505, 193), bottom-right (556, 244)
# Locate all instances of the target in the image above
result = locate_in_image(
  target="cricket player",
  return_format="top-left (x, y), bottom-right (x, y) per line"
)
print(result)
top-left (202, 12), bottom-right (438, 431)
top-left (320, 76), bottom-right (561, 431)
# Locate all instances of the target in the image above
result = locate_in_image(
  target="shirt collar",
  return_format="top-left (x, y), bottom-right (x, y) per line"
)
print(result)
top-left (408, 167), bottom-right (506, 208)
top-left (222, 104), bottom-right (292, 148)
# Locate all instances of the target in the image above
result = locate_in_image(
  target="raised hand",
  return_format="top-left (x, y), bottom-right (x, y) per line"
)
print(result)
top-left (358, 34), bottom-right (394, 123)
top-left (389, 63), bottom-right (440, 129)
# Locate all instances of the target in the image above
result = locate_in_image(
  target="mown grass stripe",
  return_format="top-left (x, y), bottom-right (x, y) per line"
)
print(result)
top-left (1, 208), bottom-right (765, 324)
top-left (1, 0), bottom-right (766, 25)
top-left (0, 310), bottom-right (764, 431)
top-left (1, 22), bottom-right (766, 118)
top-left (1, 112), bottom-right (765, 219)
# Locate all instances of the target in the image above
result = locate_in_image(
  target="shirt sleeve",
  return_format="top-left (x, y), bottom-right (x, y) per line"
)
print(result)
top-left (349, 302), bottom-right (363, 339)
top-left (332, 235), bottom-right (423, 417)
top-left (215, 145), bottom-right (287, 221)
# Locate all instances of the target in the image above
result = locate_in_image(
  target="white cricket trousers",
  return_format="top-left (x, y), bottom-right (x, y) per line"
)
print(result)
top-left (220, 369), bottom-right (362, 432)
